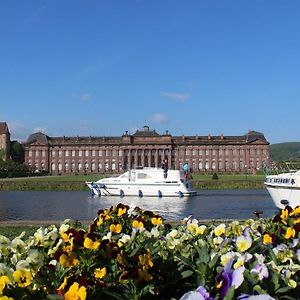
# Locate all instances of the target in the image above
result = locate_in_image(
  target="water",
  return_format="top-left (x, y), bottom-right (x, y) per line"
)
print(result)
top-left (0, 189), bottom-right (277, 222)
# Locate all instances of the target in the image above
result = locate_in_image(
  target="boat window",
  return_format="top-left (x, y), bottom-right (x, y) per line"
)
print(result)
top-left (137, 173), bottom-right (151, 179)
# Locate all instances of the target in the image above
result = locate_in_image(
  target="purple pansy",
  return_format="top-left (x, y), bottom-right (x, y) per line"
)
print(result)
top-left (216, 259), bottom-right (245, 298)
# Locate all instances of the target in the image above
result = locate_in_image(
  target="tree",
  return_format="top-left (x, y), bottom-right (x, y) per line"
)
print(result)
top-left (10, 141), bottom-right (24, 163)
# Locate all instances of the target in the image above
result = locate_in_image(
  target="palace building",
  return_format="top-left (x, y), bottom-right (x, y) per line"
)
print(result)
top-left (0, 122), bottom-right (10, 161)
top-left (23, 126), bottom-right (270, 174)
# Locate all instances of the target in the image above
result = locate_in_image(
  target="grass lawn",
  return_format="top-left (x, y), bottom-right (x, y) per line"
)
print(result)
top-left (0, 226), bottom-right (41, 239)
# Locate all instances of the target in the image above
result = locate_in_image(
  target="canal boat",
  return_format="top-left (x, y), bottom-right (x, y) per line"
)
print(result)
top-left (264, 170), bottom-right (300, 209)
top-left (86, 167), bottom-right (197, 197)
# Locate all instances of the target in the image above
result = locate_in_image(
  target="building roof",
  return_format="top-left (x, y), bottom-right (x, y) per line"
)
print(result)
top-left (26, 132), bottom-right (50, 144)
top-left (0, 122), bottom-right (10, 135)
top-left (24, 127), bottom-right (269, 147)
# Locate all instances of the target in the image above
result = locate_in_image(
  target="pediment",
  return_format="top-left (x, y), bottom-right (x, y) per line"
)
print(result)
top-left (247, 138), bottom-right (267, 145)
top-left (29, 140), bottom-right (48, 146)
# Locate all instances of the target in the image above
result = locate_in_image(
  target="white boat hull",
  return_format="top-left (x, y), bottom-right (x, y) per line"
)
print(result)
top-left (265, 170), bottom-right (300, 209)
top-left (265, 185), bottom-right (300, 209)
top-left (86, 168), bottom-right (197, 198)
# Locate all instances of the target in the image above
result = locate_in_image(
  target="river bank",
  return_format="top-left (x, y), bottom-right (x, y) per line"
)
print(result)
top-left (0, 174), bottom-right (265, 191)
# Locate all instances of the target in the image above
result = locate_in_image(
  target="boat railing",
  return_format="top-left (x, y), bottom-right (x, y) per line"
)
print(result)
top-left (264, 161), bottom-right (300, 175)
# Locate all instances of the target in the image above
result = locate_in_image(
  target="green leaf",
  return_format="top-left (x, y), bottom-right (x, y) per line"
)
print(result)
top-left (223, 286), bottom-right (235, 300)
top-left (181, 270), bottom-right (194, 279)
top-left (276, 286), bottom-right (292, 294)
top-left (253, 285), bottom-right (268, 294)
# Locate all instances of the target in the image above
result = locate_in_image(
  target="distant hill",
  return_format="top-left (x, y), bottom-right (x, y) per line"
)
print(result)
top-left (269, 142), bottom-right (300, 161)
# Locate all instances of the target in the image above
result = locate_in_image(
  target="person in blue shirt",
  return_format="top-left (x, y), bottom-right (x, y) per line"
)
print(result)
top-left (183, 162), bottom-right (189, 179)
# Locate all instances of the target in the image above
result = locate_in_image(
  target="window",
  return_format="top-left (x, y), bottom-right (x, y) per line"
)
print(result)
top-left (212, 160), bottom-right (216, 170)
top-left (99, 150), bottom-right (102, 156)
top-left (186, 149), bottom-right (190, 156)
top-left (98, 162), bottom-right (102, 171)
top-left (58, 163), bottom-right (62, 171)
top-left (119, 150), bottom-right (123, 157)
top-left (232, 161), bottom-right (236, 170)
top-left (72, 150), bottom-right (75, 157)
top-left (91, 162), bottom-right (95, 171)
top-left (29, 150), bottom-right (33, 157)
top-left (85, 150), bottom-right (89, 157)
top-left (51, 150), bottom-right (56, 157)
top-left (199, 149), bottom-right (202, 156)
top-left (85, 162), bottom-right (89, 171)
top-left (218, 160), bottom-right (222, 170)
top-left (35, 150), bottom-right (39, 157)
top-left (225, 161), bottom-right (229, 170)
top-left (92, 150), bottom-right (96, 156)
top-left (205, 160), bottom-right (209, 170)
top-left (79, 150), bottom-right (82, 157)
top-left (71, 162), bottom-right (75, 172)
top-left (42, 150), bottom-right (46, 157)
top-left (65, 150), bottom-right (69, 157)
top-left (58, 150), bottom-right (62, 157)
top-left (51, 163), bottom-right (55, 171)
top-left (192, 149), bottom-right (196, 156)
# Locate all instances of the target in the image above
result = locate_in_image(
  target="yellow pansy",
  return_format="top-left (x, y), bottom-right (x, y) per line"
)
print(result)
top-left (0, 276), bottom-right (10, 294)
top-left (139, 251), bottom-right (154, 269)
top-left (84, 237), bottom-right (100, 250)
top-left (290, 206), bottom-right (300, 216)
top-left (0, 296), bottom-right (14, 300)
top-left (151, 217), bottom-right (163, 226)
top-left (293, 218), bottom-right (300, 224)
top-left (280, 209), bottom-right (289, 225)
top-left (13, 269), bottom-right (32, 288)
top-left (94, 267), bottom-right (107, 279)
top-left (64, 282), bottom-right (87, 300)
top-left (97, 217), bottom-right (104, 226)
top-left (214, 224), bottom-right (226, 236)
top-left (109, 224), bottom-right (122, 234)
top-left (59, 253), bottom-right (79, 268)
top-left (285, 227), bottom-right (296, 239)
top-left (263, 234), bottom-right (273, 245)
top-left (117, 207), bottom-right (127, 217)
top-left (132, 220), bottom-right (144, 229)
top-left (236, 236), bottom-right (252, 252)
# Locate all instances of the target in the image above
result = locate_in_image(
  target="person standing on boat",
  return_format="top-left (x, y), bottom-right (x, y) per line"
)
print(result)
top-left (162, 158), bottom-right (168, 178)
top-left (183, 162), bottom-right (189, 180)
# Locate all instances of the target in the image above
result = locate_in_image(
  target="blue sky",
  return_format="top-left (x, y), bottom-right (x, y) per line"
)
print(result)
top-left (1, 0), bottom-right (300, 144)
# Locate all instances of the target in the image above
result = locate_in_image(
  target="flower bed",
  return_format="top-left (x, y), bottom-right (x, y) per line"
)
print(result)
top-left (0, 204), bottom-right (299, 299)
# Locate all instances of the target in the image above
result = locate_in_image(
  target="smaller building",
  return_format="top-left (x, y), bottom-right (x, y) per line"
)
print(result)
top-left (0, 122), bottom-right (10, 161)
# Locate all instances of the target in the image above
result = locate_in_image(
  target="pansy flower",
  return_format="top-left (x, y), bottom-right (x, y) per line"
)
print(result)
top-left (236, 235), bottom-right (252, 252)
top-left (64, 282), bottom-right (87, 300)
top-left (94, 267), bottom-right (106, 279)
top-left (109, 223), bottom-right (122, 234)
top-left (13, 269), bottom-right (32, 288)
top-left (215, 260), bottom-right (245, 298)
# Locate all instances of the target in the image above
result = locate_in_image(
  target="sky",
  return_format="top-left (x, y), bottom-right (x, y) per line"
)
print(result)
top-left (1, 0), bottom-right (300, 144)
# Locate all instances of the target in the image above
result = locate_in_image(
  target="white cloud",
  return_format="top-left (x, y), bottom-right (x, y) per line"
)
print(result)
top-left (152, 113), bottom-right (168, 124)
top-left (160, 92), bottom-right (190, 102)
top-left (81, 93), bottom-right (92, 101)
top-left (34, 127), bottom-right (47, 134)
